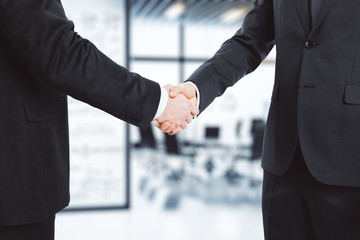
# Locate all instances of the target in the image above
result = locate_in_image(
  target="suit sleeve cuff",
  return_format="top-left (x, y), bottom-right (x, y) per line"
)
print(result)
top-left (153, 85), bottom-right (169, 119)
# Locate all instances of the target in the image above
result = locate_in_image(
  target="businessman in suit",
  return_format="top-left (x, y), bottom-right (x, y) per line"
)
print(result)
top-left (160, 0), bottom-right (360, 239)
top-left (0, 0), bottom-right (197, 239)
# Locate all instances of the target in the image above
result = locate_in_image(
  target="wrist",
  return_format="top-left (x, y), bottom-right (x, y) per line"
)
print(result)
top-left (184, 81), bottom-right (200, 109)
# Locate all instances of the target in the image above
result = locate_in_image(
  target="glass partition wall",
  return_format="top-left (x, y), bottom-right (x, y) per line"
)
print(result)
top-left (61, 0), bottom-right (129, 211)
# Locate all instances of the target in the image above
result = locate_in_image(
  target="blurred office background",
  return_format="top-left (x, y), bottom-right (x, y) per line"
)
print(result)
top-left (56, 0), bottom-right (275, 239)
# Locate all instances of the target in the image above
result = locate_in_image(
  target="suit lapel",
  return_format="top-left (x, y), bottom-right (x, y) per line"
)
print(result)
top-left (292, 0), bottom-right (311, 35)
top-left (310, 0), bottom-right (339, 36)
top-left (292, 0), bottom-right (340, 37)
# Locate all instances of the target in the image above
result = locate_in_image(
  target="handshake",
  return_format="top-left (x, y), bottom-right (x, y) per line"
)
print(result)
top-left (154, 82), bottom-right (199, 135)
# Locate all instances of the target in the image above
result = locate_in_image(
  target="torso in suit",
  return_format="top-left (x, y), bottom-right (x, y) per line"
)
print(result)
top-left (188, 0), bottom-right (360, 188)
top-left (0, 0), bottom-right (160, 226)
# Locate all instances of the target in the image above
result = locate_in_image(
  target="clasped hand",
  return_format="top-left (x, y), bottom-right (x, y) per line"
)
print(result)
top-left (154, 83), bottom-right (198, 135)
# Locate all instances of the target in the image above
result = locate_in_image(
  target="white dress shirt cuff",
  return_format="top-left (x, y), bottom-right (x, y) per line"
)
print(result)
top-left (154, 85), bottom-right (169, 119)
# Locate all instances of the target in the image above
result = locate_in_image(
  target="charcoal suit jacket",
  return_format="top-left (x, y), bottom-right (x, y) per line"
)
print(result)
top-left (0, 0), bottom-right (160, 226)
top-left (188, 0), bottom-right (360, 188)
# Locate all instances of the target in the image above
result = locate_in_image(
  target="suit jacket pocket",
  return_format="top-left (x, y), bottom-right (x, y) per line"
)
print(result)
top-left (344, 83), bottom-right (360, 104)
top-left (271, 82), bottom-right (280, 100)
top-left (24, 99), bottom-right (67, 122)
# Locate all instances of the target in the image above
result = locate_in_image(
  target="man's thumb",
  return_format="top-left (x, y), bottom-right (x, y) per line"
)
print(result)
top-left (169, 86), bottom-right (182, 98)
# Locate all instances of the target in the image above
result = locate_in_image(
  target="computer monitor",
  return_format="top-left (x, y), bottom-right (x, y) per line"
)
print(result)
top-left (205, 127), bottom-right (220, 139)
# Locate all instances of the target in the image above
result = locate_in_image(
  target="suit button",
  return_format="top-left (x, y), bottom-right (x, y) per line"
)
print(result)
top-left (305, 40), bottom-right (315, 49)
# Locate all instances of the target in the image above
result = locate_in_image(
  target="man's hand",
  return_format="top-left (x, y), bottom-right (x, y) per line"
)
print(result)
top-left (155, 83), bottom-right (198, 135)
top-left (154, 84), bottom-right (199, 135)
top-left (169, 82), bottom-right (198, 106)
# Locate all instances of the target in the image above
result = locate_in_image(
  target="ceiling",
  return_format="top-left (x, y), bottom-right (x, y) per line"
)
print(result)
top-left (130, 0), bottom-right (254, 25)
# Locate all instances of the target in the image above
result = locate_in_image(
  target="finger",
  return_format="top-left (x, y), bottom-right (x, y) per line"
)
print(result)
top-left (191, 105), bottom-right (200, 117)
top-left (163, 127), bottom-right (172, 133)
top-left (168, 125), bottom-right (179, 135)
top-left (175, 127), bottom-right (182, 134)
top-left (180, 121), bottom-right (188, 130)
top-left (163, 122), bottom-right (180, 134)
top-left (159, 122), bottom-right (169, 130)
top-left (154, 122), bottom-right (161, 129)
top-left (169, 83), bottom-right (189, 98)
top-left (186, 114), bottom-right (192, 124)
top-left (169, 127), bottom-right (182, 135)
top-left (160, 122), bottom-right (172, 133)
top-left (169, 86), bottom-right (181, 98)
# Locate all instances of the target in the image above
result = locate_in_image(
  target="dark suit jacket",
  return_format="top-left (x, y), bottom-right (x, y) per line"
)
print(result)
top-left (0, 0), bottom-right (160, 226)
top-left (188, 0), bottom-right (360, 188)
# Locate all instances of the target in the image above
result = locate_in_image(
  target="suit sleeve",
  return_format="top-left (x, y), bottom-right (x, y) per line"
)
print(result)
top-left (0, 0), bottom-right (160, 128)
top-left (187, 0), bottom-right (275, 113)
